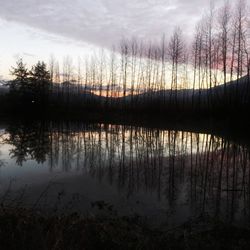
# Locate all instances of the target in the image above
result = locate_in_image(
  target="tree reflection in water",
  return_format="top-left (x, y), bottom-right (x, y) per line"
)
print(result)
top-left (1, 121), bottom-right (250, 224)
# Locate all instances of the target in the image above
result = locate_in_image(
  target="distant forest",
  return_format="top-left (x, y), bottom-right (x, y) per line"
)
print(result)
top-left (0, 1), bottom-right (249, 117)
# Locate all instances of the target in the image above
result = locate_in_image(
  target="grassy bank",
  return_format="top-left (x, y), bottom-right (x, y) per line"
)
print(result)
top-left (0, 207), bottom-right (250, 250)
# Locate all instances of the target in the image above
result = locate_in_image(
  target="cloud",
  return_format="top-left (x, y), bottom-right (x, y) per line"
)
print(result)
top-left (0, 0), bottom-right (238, 49)
top-left (23, 52), bottom-right (36, 58)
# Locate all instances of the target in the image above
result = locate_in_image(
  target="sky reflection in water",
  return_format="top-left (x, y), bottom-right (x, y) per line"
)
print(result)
top-left (0, 121), bottom-right (249, 226)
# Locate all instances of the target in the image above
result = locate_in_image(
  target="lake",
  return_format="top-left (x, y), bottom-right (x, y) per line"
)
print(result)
top-left (0, 120), bottom-right (249, 227)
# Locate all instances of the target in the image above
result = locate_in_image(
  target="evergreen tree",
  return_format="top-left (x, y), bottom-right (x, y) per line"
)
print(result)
top-left (10, 59), bottom-right (29, 93)
top-left (29, 61), bottom-right (51, 105)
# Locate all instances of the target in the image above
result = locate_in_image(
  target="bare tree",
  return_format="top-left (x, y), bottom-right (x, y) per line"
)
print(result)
top-left (168, 27), bottom-right (184, 108)
top-left (217, 1), bottom-right (231, 92)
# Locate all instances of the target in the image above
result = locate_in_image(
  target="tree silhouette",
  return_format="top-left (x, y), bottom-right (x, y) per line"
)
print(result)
top-left (29, 61), bottom-right (51, 106)
top-left (10, 59), bottom-right (29, 94)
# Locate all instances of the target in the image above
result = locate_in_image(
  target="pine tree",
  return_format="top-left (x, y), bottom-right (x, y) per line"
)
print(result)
top-left (29, 61), bottom-right (51, 105)
top-left (10, 59), bottom-right (29, 93)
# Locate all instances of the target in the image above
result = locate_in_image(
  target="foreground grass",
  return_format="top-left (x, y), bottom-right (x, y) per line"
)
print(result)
top-left (0, 207), bottom-right (250, 250)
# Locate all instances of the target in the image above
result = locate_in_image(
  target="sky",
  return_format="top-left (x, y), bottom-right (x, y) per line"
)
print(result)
top-left (0, 0), bottom-right (238, 79)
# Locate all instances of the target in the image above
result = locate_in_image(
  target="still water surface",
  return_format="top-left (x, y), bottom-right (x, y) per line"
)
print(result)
top-left (0, 121), bottom-right (249, 226)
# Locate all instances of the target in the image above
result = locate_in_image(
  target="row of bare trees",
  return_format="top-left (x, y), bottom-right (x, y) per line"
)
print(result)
top-left (4, 1), bottom-right (250, 115)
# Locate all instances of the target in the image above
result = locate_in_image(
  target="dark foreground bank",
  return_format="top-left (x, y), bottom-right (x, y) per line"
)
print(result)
top-left (0, 207), bottom-right (250, 250)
